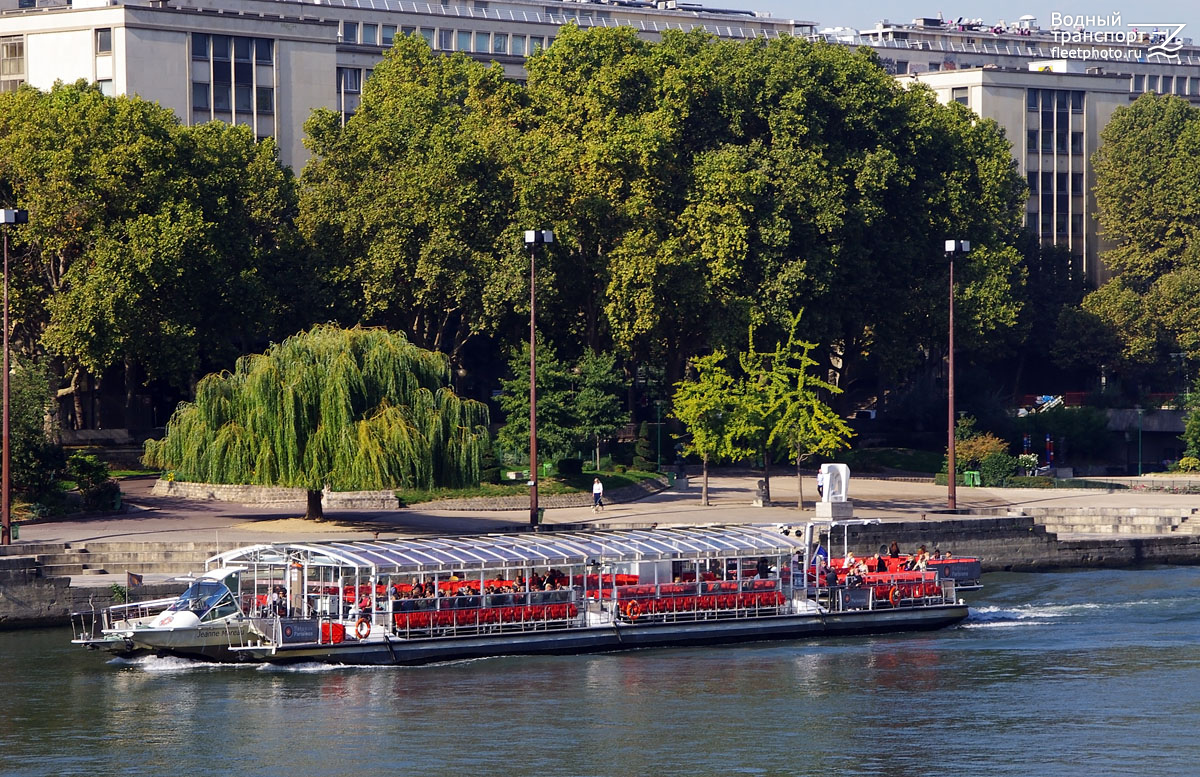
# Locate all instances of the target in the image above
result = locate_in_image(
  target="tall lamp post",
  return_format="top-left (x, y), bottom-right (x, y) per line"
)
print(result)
top-left (1, 208), bottom-right (28, 546)
top-left (654, 399), bottom-right (663, 472)
top-left (945, 239), bottom-right (970, 511)
top-left (524, 229), bottom-right (553, 529)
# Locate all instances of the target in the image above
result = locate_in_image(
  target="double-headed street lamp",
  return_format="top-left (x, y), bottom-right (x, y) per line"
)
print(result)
top-left (524, 228), bottom-right (553, 529)
top-left (945, 239), bottom-right (970, 511)
top-left (1, 208), bottom-right (28, 546)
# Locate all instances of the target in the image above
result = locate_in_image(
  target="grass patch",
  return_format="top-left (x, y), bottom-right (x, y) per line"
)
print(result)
top-left (397, 469), bottom-right (661, 505)
top-left (111, 469), bottom-right (159, 479)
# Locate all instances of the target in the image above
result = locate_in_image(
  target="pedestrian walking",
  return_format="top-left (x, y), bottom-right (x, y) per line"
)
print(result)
top-left (592, 478), bottom-right (604, 512)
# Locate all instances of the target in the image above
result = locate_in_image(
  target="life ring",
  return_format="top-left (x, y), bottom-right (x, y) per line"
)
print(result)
top-left (888, 586), bottom-right (901, 607)
top-left (355, 618), bottom-right (371, 640)
top-left (624, 600), bottom-right (641, 622)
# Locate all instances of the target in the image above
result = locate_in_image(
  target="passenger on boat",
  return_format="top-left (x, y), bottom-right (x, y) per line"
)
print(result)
top-left (889, 541), bottom-right (901, 558)
top-left (873, 553), bottom-right (887, 573)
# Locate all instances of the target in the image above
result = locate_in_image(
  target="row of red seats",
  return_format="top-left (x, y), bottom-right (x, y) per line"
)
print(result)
top-left (623, 592), bottom-right (785, 615)
top-left (619, 580), bottom-right (779, 599)
top-left (870, 582), bottom-right (942, 602)
top-left (568, 574), bottom-right (640, 588)
top-left (392, 603), bottom-right (578, 631)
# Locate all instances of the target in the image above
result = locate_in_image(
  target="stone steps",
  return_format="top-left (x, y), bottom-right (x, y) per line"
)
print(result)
top-left (1028, 507), bottom-right (1200, 537)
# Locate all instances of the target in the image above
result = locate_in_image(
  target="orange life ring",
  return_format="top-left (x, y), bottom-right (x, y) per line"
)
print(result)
top-left (888, 586), bottom-right (901, 607)
top-left (355, 617), bottom-right (371, 640)
top-left (624, 600), bottom-right (641, 622)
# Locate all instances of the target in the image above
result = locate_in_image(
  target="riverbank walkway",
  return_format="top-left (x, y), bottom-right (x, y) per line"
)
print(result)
top-left (12, 469), bottom-right (1200, 547)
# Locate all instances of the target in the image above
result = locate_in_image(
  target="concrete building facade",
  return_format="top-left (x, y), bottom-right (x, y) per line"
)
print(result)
top-left (0, 0), bottom-right (812, 168)
top-left (899, 62), bottom-right (1130, 283)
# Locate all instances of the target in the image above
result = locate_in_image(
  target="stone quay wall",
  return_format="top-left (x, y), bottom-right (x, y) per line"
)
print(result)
top-left (152, 480), bottom-right (399, 510)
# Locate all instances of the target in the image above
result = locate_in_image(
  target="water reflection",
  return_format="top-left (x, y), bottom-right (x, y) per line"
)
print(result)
top-left (3, 567), bottom-right (1200, 776)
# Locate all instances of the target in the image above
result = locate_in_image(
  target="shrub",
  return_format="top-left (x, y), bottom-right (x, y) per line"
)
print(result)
top-left (481, 467), bottom-right (501, 484)
top-left (1007, 475), bottom-right (1056, 488)
top-left (635, 422), bottom-right (652, 463)
top-left (68, 453), bottom-right (120, 511)
top-left (979, 451), bottom-right (1018, 487)
top-left (1179, 456), bottom-right (1200, 473)
top-left (613, 464), bottom-right (627, 474)
top-left (556, 458), bottom-right (584, 476)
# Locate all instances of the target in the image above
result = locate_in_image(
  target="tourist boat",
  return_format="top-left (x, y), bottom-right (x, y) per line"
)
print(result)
top-left (72, 524), bottom-right (970, 665)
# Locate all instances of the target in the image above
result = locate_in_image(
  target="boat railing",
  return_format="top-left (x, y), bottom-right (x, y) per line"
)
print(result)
top-left (613, 580), bottom-right (787, 623)
top-left (818, 572), bottom-right (957, 612)
top-left (386, 591), bottom-right (583, 640)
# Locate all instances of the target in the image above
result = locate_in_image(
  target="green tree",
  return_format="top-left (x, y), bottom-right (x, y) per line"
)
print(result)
top-left (572, 350), bottom-right (628, 469)
top-left (671, 351), bottom-right (739, 505)
top-left (300, 35), bottom-right (521, 367)
top-left (496, 341), bottom-right (576, 467)
top-left (729, 315), bottom-right (851, 505)
top-left (143, 325), bottom-right (488, 519)
top-left (1087, 93), bottom-right (1200, 376)
top-left (0, 82), bottom-right (305, 427)
top-left (9, 356), bottom-right (63, 501)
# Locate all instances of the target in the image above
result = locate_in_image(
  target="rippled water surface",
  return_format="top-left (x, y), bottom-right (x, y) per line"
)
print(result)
top-left (2, 567), bottom-right (1198, 776)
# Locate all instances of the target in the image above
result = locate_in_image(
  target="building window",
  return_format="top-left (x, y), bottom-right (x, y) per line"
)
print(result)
top-left (456, 30), bottom-right (471, 51)
top-left (1027, 129), bottom-right (1038, 153)
top-left (1176, 77), bottom-right (1187, 95)
top-left (1055, 131), bottom-right (1068, 154)
top-left (1027, 172), bottom-right (1037, 194)
top-left (1071, 214), bottom-right (1083, 235)
top-left (96, 78), bottom-right (113, 96)
top-left (256, 86), bottom-right (274, 113)
top-left (337, 67), bottom-right (361, 94)
top-left (213, 84), bottom-right (231, 112)
top-left (1070, 91), bottom-right (1083, 112)
top-left (1162, 76), bottom-right (1174, 94)
top-left (212, 35), bottom-right (231, 61)
top-left (493, 33), bottom-right (508, 55)
top-left (1072, 172), bottom-right (1083, 193)
top-left (95, 28), bottom-right (112, 55)
top-left (473, 32), bottom-right (490, 53)
top-left (951, 86), bottom-right (968, 105)
top-left (437, 29), bottom-right (453, 51)
top-left (512, 35), bottom-right (526, 57)
top-left (1027, 88), bottom-right (1039, 110)
top-left (255, 38), bottom-right (273, 65)
top-left (529, 36), bottom-right (545, 52)
top-left (1133, 74), bottom-right (1145, 92)
top-left (192, 33), bottom-right (209, 60)
top-left (1147, 74), bottom-right (1159, 92)
top-left (420, 28), bottom-right (435, 46)
top-left (383, 25), bottom-right (398, 46)
top-left (1070, 132), bottom-right (1083, 155)
top-left (234, 85), bottom-right (252, 112)
top-left (0, 35), bottom-right (24, 90)
top-left (234, 36), bottom-right (252, 62)
top-left (363, 24), bottom-right (378, 46)
top-left (191, 82), bottom-right (209, 111)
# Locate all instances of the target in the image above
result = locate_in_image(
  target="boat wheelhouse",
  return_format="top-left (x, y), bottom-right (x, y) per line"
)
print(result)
top-left (73, 524), bottom-right (970, 665)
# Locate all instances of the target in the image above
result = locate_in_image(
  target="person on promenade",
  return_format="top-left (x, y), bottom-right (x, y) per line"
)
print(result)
top-left (592, 478), bottom-right (605, 512)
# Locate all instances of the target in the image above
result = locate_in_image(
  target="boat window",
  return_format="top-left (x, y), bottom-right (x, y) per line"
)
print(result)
top-left (168, 581), bottom-right (233, 616)
top-left (201, 591), bottom-right (240, 622)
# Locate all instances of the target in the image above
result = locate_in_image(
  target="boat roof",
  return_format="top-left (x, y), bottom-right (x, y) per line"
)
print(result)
top-left (208, 525), bottom-right (802, 573)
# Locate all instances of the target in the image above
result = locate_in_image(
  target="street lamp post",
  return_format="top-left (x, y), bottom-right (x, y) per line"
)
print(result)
top-left (945, 239), bottom-right (970, 511)
top-left (524, 229), bottom-right (553, 529)
top-left (1, 208), bottom-right (28, 547)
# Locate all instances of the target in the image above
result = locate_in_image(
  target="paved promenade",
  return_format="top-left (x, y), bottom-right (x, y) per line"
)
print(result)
top-left (10, 470), bottom-right (1200, 547)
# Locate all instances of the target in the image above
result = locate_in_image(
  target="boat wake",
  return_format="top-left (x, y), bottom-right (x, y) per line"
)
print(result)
top-left (961, 603), bottom-right (1091, 629)
top-left (108, 654), bottom-right (242, 672)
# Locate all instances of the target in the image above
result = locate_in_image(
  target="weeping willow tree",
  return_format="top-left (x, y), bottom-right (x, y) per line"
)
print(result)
top-left (143, 325), bottom-right (489, 519)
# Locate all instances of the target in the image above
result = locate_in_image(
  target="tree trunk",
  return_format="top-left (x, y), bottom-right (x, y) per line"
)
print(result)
top-left (124, 356), bottom-right (136, 430)
top-left (594, 435), bottom-right (600, 471)
top-left (762, 449), bottom-right (772, 504)
top-left (305, 490), bottom-right (325, 521)
top-left (72, 368), bottom-right (85, 430)
top-left (796, 449), bottom-right (805, 510)
top-left (701, 455), bottom-right (710, 506)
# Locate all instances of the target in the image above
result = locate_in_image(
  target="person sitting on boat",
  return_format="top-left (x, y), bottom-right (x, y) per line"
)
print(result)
top-left (889, 541), bottom-right (901, 558)
top-left (873, 553), bottom-right (887, 574)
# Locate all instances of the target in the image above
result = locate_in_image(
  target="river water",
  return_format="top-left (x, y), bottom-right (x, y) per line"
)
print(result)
top-left (2, 567), bottom-right (1198, 777)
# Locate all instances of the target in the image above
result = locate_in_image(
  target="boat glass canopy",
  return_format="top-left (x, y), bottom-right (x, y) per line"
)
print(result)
top-left (208, 525), bottom-right (803, 574)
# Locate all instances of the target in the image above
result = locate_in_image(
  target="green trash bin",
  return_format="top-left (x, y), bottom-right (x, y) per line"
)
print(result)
top-left (964, 470), bottom-right (981, 487)
top-left (10, 523), bottom-right (17, 540)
